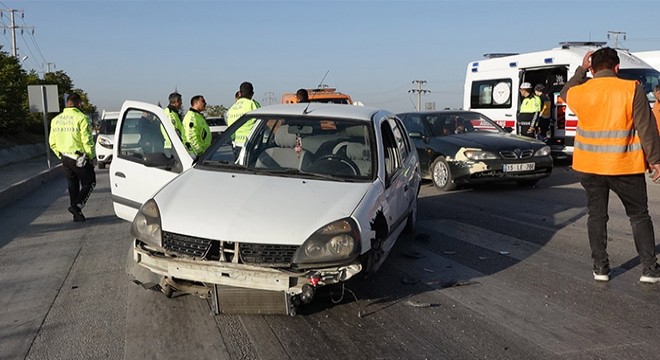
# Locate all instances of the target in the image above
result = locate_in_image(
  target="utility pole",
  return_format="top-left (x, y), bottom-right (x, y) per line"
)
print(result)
top-left (408, 80), bottom-right (430, 111)
top-left (607, 31), bottom-right (627, 49)
top-left (263, 91), bottom-right (276, 106)
top-left (45, 62), bottom-right (56, 73)
top-left (0, 8), bottom-right (33, 58)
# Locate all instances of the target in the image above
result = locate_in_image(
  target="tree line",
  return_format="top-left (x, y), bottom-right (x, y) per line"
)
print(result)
top-left (0, 45), bottom-right (95, 135)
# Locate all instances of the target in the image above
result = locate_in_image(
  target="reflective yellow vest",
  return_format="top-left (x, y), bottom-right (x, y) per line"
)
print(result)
top-left (49, 107), bottom-right (95, 159)
top-left (162, 107), bottom-right (184, 149)
top-left (568, 77), bottom-right (645, 175)
top-left (226, 98), bottom-right (261, 146)
top-left (520, 95), bottom-right (541, 113)
top-left (182, 109), bottom-right (211, 156)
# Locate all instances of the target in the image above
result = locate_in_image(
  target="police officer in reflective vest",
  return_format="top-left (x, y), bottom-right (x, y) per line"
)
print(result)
top-left (517, 82), bottom-right (541, 137)
top-left (182, 95), bottom-right (211, 157)
top-left (163, 92), bottom-right (184, 148)
top-left (561, 47), bottom-right (660, 283)
top-left (226, 82), bottom-right (261, 156)
top-left (48, 93), bottom-right (96, 222)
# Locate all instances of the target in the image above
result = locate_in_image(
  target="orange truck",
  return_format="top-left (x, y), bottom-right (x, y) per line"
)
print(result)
top-left (281, 87), bottom-right (353, 104)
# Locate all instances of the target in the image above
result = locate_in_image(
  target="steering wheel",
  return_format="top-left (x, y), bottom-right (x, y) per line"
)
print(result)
top-left (314, 154), bottom-right (360, 176)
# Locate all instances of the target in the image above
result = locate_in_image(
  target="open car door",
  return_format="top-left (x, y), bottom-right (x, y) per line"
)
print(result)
top-left (110, 100), bottom-right (193, 221)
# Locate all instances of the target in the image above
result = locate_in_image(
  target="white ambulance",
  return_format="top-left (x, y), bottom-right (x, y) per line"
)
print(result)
top-left (463, 42), bottom-right (660, 157)
top-left (634, 50), bottom-right (660, 72)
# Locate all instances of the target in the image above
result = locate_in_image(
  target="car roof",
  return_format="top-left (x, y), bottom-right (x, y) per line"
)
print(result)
top-left (398, 110), bottom-right (479, 116)
top-left (249, 103), bottom-right (388, 122)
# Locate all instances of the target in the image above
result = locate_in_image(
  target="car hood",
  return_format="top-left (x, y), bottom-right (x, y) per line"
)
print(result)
top-left (154, 168), bottom-right (372, 245)
top-left (436, 132), bottom-right (543, 151)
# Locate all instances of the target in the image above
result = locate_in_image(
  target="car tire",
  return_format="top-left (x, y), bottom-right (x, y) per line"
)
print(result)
top-left (98, 162), bottom-right (106, 170)
top-left (431, 157), bottom-right (456, 191)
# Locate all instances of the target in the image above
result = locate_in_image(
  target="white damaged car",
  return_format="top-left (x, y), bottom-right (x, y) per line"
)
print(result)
top-left (110, 101), bottom-right (420, 314)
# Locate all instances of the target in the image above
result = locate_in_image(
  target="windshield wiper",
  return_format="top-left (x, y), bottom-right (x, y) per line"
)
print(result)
top-left (199, 160), bottom-right (257, 173)
top-left (265, 168), bottom-right (351, 182)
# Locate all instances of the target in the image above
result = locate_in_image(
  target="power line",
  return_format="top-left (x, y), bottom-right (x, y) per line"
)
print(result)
top-left (0, 8), bottom-right (33, 57)
top-left (408, 80), bottom-right (430, 111)
top-left (262, 91), bottom-right (276, 106)
top-left (21, 16), bottom-right (46, 65)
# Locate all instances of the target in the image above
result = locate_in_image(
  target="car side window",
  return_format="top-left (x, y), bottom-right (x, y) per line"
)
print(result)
top-left (381, 120), bottom-right (403, 184)
top-left (388, 118), bottom-right (409, 160)
top-left (117, 109), bottom-right (172, 166)
top-left (402, 115), bottom-right (426, 136)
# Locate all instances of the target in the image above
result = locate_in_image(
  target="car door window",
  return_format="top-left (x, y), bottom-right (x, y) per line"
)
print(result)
top-left (117, 109), bottom-right (172, 166)
top-left (381, 120), bottom-right (403, 184)
top-left (388, 118), bottom-right (409, 160)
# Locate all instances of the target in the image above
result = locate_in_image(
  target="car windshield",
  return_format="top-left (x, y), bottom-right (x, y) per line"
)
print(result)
top-left (618, 68), bottom-right (660, 102)
top-left (423, 112), bottom-right (504, 136)
top-left (309, 98), bottom-right (351, 104)
top-left (199, 114), bottom-right (375, 181)
top-left (99, 119), bottom-right (118, 134)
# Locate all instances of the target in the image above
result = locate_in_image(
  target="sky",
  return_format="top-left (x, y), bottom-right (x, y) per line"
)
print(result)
top-left (2, 0), bottom-right (660, 114)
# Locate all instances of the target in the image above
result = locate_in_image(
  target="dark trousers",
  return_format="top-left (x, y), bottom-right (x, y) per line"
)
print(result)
top-left (62, 157), bottom-right (96, 208)
top-left (580, 173), bottom-right (657, 269)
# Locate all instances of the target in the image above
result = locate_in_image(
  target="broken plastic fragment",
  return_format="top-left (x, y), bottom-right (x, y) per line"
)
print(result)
top-left (499, 250), bottom-right (510, 255)
top-left (404, 300), bottom-right (435, 308)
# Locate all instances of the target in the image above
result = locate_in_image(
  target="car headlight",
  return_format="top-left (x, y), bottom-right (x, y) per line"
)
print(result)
top-left (98, 137), bottom-right (113, 149)
top-left (131, 199), bottom-right (162, 248)
top-left (464, 150), bottom-right (498, 160)
top-left (534, 146), bottom-right (551, 157)
top-left (292, 218), bottom-right (360, 267)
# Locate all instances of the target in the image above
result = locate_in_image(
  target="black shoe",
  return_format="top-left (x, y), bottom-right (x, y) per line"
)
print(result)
top-left (593, 264), bottom-right (610, 282)
top-left (68, 206), bottom-right (86, 222)
top-left (640, 264), bottom-right (660, 284)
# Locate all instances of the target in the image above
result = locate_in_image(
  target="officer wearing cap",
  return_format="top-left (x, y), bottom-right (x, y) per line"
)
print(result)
top-left (518, 82), bottom-right (541, 137)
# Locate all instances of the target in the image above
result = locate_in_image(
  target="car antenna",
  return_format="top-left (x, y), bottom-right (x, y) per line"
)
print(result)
top-left (317, 70), bottom-right (330, 89)
top-left (304, 70), bottom-right (330, 115)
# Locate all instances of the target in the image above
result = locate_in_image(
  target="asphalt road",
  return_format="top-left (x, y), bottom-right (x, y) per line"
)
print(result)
top-left (1, 163), bottom-right (660, 360)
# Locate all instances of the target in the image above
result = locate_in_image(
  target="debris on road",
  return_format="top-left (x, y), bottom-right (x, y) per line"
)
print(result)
top-left (404, 300), bottom-right (438, 308)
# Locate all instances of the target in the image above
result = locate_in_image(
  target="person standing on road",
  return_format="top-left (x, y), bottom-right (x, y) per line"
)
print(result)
top-left (561, 47), bottom-right (660, 283)
top-left (517, 82), bottom-right (541, 137)
top-left (534, 84), bottom-right (552, 141)
top-left (163, 92), bottom-right (185, 147)
top-left (226, 82), bottom-right (261, 156)
top-left (182, 95), bottom-right (211, 157)
top-left (48, 93), bottom-right (96, 223)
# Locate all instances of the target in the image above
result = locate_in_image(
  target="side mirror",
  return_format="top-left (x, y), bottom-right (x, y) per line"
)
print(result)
top-left (408, 131), bottom-right (424, 139)
top-left (143, 152), bottom-right (175, 168)
top-left (504, 127), bottom-right (514, 133)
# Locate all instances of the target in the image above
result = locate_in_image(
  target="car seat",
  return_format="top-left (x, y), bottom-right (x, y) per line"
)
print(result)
top-left (255, 125), bottom-right (312, 170)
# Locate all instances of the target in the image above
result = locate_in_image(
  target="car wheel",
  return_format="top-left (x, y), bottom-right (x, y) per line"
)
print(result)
top-left (431, 157), bottom-right (456, 191)
top-left (517, 179), bottom-right (539, 187)
top-left (98, 161), bottom-right (106, 169)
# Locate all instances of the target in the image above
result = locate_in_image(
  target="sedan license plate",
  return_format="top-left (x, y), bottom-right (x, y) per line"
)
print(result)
top-left (503, 163), bottom-right (535, 172)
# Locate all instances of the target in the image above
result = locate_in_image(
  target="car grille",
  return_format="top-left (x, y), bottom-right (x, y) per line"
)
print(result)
top-left (499, 149), bottom-right (534, 159)
top-left (162, 231), bottom-right (298, 267)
